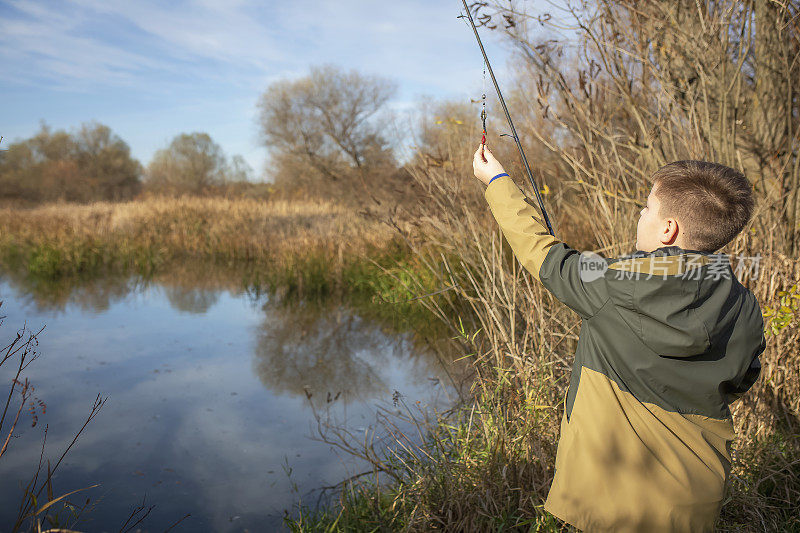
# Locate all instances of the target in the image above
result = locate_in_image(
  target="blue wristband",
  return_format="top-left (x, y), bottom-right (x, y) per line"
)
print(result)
top-left (488, 172), bottom-right (509, 185)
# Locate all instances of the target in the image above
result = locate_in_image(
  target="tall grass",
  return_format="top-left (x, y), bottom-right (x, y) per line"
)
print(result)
top-left (0, 311), bottom-right (110, 532)
top-left (3, 3), bottom-right (798, 530)
top-left (287, 2), bottom-right (800, 531)
top-left (0, 196), bottom-right (397, 276)
top-left (0, 195), bottom-right (460, 340)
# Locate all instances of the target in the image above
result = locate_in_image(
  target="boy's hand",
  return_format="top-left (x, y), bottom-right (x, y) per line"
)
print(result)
top-left (473, 144), bottom-right (506, 186)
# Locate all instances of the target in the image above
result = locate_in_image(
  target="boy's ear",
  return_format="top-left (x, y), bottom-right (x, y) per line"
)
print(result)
top-left (660, 218), bottom-right (680, 245)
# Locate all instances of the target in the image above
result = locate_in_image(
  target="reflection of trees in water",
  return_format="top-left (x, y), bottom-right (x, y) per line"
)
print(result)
top-left (252, 302), bottom-right (441, 405)
top-left (1, 263), bottom-right (466, 403)
top-left (0, 271), bottom-right (142, 315)
top-left (0, 262), bottom-right (252, 314)
top-left (163, 286), bottom-right (220, 314)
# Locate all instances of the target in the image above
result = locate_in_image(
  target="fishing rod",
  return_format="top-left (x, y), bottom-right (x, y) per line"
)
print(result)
top-left (459, 0), bottom-right (556, 237)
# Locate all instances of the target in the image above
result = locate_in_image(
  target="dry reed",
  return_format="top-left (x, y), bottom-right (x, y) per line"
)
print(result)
top-left (0, 195), bottom-right (398, 264)
top-left (289, 2), bottom-right (800, 531)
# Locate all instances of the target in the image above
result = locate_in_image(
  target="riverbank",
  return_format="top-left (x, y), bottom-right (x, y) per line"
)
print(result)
top-left (2, 193), bottom-right (798, 532)
top-left (0, 195), bottom-right (396, 278)
top-left (0, 263), bottom-right (470, 531)
top-left (0, 196), bottom-right (456, 339)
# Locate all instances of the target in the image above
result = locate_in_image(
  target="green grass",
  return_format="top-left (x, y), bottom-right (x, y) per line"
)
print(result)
top-left (0, 233), bottom-right (454, 341)
top-left (1, 239), bottom-right (164, 278)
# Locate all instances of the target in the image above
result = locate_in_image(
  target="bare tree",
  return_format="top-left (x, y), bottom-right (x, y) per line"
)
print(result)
top-left (74, 122), bottom-right (143, 201)
top-left (256, 65), bottom-right (398, 204)
top-left (227, 154), bottom-right (254, 183)
top-left (0, 122), bottom-right (141, 203)
top-left (145, 132), bottom-right (243, 195)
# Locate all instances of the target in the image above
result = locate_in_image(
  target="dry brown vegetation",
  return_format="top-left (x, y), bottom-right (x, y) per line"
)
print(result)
top-left (1, 1), bottom-right (798, 530)
top-left (0, 123), bottom-right (141, 203)
top-left (0, 194), bottom-right (449, 340)
top-left (290, 1), bottom-right (800, 531)
top-left (144, 132), bottom-right (253, 195)
top-left (0, 195), bottom-right (399, 272)
top-left (256, 64), bottom-right (418, 209)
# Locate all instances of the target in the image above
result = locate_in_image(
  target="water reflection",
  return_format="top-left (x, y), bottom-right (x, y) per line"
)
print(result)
top-left (0, 263), bottom-right (258, 314)
top-left (255, 302), bottom-right (439, 404)
top-left (0, 270), bottom-right (142, 313)
top-left (0, 264), bottom-right (464, 531)
top-left (164, 286), bottom-right (220, 314)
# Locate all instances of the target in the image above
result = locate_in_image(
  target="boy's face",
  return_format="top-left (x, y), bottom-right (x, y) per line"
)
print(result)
top-left (636, 185), bottom-right (679, 252)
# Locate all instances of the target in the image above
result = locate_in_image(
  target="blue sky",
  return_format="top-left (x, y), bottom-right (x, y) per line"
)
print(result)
top-left (0, 0), bottom-right (524, 181)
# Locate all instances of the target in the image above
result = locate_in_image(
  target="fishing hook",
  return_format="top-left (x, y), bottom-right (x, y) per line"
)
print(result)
top-left (458, 0), bottom-right (556, 237)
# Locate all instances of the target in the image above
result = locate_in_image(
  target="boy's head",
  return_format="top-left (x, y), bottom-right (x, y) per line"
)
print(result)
top-left (636, 160), bottom-right (755, 253)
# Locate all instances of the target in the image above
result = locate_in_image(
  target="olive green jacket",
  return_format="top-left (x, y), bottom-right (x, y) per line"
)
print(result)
top-left (484, 175), bottom-right (765, 532)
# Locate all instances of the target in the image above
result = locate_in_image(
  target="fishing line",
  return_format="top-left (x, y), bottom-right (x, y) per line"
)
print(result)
top-left (480, 61), bottom-right (487, 162)
top-left (458, 0), bottom-right (556, 237)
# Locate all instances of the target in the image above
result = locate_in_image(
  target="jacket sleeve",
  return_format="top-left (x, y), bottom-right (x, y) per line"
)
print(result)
top-left (484, 174), bottom-right (609, 319)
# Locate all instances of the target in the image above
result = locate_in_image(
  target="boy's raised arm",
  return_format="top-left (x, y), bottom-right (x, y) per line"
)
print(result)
top-left (474, 147), bottom-right (608, 319)
top-left (483, 174), bottom-right (558, 283)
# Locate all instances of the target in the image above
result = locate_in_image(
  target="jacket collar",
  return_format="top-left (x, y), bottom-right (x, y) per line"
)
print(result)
top-left (626, 245), bottom-right (714, 259)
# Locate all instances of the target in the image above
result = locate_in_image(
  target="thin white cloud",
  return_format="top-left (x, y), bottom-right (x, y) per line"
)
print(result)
top-left (1, 0), bottom-right (531, 175)
top-left (1, 0), bottom-right (510, 93)
top-left (68, 0), bottom-right (287, 68)
top-left (1, 6), bottom-right (170, 91)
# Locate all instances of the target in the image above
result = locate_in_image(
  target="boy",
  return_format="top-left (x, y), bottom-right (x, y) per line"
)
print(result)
top-left (473, 146), bottom-right (766, 532)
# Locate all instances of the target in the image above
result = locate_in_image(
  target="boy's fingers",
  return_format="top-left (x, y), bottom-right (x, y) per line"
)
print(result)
top-left (475, 145), bottom-right (492, 162)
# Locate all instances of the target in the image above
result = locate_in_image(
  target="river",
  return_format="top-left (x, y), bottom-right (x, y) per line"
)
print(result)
top-left (0, 268), bottom-right (463, 532)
